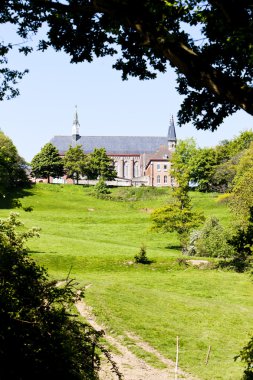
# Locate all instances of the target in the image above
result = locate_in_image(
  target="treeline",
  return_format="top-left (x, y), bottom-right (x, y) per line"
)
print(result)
top-left (31, 143), bottom-right (117, 184)
top-left (178, 130), bottom-right (253, 194)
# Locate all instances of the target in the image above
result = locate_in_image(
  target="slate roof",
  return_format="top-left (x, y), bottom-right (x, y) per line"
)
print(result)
top-left (168, 116), bottom-right (177, 141)
top-left (50, 135), bottom-right (169, 155)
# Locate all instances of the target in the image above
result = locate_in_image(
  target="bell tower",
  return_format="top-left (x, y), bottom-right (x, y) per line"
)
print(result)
top-left (72, 105), bottom-right (80, 142)
top-left (168, 115), bottom-right (177, 151)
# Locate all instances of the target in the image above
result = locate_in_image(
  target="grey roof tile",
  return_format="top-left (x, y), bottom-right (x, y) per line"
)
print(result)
top-left (50, 136), bottom-right (169, 155)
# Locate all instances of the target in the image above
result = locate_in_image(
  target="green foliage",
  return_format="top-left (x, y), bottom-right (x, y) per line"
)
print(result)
top-left (226, 209), bottom-right (253, 272)
top-left (134, 244), bottom-right (152, 264)
top-left (235, 336), bottom-right (253, 379)
top-left (31, 143), bottom-right (64, 183)
top-left (211, 153), bottom-right (241, 193)
top-left (230, 142), bottom-right (253, 224)
top-left (112, 186), bottom-right (168, 202)
top-left (151, 201), bottom-right (205, 252)
top-left (63, 145), bottom-right (86, 184)
top-left (152, 139), bottom-right (205, 251)
top-left (1, 2), bottom-right (253, 128)
top-left (189, 147), bottom-right (219, 192)
top-left (225, 131), bottom-right (253, 158)
top-left (0, 212), bottom-right (101, 380)
top-left (187, 217), bottom-right (234, 258)
top-left (93, 178), bottom-right (110, 199)
top-left (0, 131), bottom-right (29, 191)
top-left (170, 138), bottom-right (197, 188)
top-left (84, 148), bottom-right (117, 181)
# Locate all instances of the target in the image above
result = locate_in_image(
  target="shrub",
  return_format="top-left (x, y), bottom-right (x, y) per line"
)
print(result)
top-left (226, 208), bottom-right (253, 272)
top-left (235, 336), bottom-right (253, 379)
top-left (93, 178), bottom-right (110, 199)
top-left (134, 244), bottom-right (152, 264)
top-left (187, 217), bottom-right (234, 258)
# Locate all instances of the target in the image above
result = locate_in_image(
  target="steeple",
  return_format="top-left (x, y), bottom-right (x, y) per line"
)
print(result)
top-left (72, 105), bottom-right (80, 141)
top-left (168, 115), bottom-right (177, 150)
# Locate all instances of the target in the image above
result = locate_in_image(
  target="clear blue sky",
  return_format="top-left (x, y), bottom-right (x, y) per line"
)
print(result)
top-left (1, 29), bottom-right (253, 162)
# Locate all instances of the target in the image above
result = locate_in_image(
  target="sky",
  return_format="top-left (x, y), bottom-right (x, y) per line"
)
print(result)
top-left (1, 26), bottom-right (253, 162)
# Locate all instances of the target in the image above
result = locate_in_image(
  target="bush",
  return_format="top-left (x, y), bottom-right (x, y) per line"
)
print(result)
top-left (0, 213), bottom-right (101, 380)
top-left (235, 336), bottom-right (253, 379)
top-left (93, 178), bottom-right (110, 199)
top-left (226, 208), bottom-right (253, 272)
top-left (134, 244), bottom-right (152, 264)
top-left (187, 217), bottom-right (234, 258)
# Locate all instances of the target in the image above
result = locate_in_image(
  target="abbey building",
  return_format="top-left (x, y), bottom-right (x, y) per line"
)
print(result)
top-left (50, 109), bottom-right (177, 186)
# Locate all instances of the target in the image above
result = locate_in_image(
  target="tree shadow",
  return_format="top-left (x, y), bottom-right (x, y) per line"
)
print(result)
top-left (165, 244), bottom-right (182, 250)
top-left (0, 185), bottom-right (34, 209)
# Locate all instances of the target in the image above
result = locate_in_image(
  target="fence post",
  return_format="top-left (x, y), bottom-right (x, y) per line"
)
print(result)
top-left (175, 336), bottom-right (179, 380)
top-left (205, 345), bottom-right (211, 365)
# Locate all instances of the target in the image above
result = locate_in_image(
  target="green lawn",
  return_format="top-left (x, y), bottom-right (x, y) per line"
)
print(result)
top-left (1, 184), bottom-right (252, 379)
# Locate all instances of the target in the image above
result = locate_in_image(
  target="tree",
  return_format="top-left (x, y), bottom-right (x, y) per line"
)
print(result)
top-left (169, 138), bottom-right (197, 187)
top-left (31, 143), bottom-right (64, 183)
top-left (1, 1), bottom-right (253, 129)
top-left (151, 202), bottom-right (204, 252)
top-left (63, 145), bottom-right (86, 184)
top-left (0, 212), bottom-right (101, 379)
top-left (189, 147), bottom-right (218, 192)
top-left (84, 148), bottom-right (117, 181)
top-left (0, 131), bottom-right (28, 191)
top-left (230, 142), bottom-right (253, 225)
top-left (151, 139), bottom-right (204, 252)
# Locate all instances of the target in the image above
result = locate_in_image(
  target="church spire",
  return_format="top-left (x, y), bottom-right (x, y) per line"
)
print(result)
top-left (72, 105), bottom-right (80, 141)
top-left (168, 115), bottom-right (176, 150)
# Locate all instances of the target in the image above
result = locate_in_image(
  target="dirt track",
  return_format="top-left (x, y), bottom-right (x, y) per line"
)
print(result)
top-left (75, 299), bottom-right (199, 380)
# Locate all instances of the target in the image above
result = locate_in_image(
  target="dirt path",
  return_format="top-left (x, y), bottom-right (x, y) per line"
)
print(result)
top-left (75, 299), bottom-right (199, 380)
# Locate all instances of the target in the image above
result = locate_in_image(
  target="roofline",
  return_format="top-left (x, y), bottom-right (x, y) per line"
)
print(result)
top-left (51, 135), bottom-right (168, 138)
top-left (145, 158), bottom-right (170, 169)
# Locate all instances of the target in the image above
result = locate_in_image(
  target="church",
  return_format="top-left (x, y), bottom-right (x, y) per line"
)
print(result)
top-left (50, 109), bottom-right (177, 187)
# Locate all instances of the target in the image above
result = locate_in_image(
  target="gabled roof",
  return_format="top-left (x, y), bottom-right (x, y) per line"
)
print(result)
top-left (50, 135), bottom-right (169, 155)
top-left (145, 145), bottom-right (173, 169)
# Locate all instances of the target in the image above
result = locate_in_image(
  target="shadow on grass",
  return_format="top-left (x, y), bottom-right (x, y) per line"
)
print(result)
top-left (0, 186), bottom-right (34, 209)
top-left (165, 244), bottom-right (181, 250)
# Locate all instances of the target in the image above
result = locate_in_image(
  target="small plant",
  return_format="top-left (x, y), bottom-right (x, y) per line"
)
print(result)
top-left (176, 257), bottom-right (189, 267)
top-left (23, 205), bottom-right (33, 212)
top-left (134, 244), bottom-right (152, 264)
top-left (93, 178), bottom-right (111, 199)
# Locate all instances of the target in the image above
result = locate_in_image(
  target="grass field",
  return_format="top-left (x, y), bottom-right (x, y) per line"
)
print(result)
top-left (1, 184), bottom-right (252, 379)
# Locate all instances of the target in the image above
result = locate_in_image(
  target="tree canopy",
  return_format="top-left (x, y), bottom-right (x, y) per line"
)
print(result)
top-left (1, 1), bottom-right (253, 129)
top-left (63, 145), bottom-right (86, 184)
top-left (0, 131), bottom-right (28, 191)
top-left (31, 143), bottom-right (64, 183)
top-left (84, 148), bottom-right (117, 180)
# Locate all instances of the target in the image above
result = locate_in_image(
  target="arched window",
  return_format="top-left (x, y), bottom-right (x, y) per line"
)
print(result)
top-left (157, 175), bottom-right (160, 184)
top-left (134, 162), bottom-right (139, 177)
top-left (123, 162), bottom-right (128, 178)
top-left (114, 162), bottom-right (118, 176)
top-left (164, 175), bottom-right (168, 184)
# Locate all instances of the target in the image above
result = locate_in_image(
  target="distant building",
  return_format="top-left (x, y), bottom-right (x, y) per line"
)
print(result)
top-left (50, 108), bottom-right (177, 186)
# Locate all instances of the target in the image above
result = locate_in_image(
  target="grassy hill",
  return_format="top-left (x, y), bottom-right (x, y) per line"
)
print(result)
top-left (1, 184), bottom-right (252, 379)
